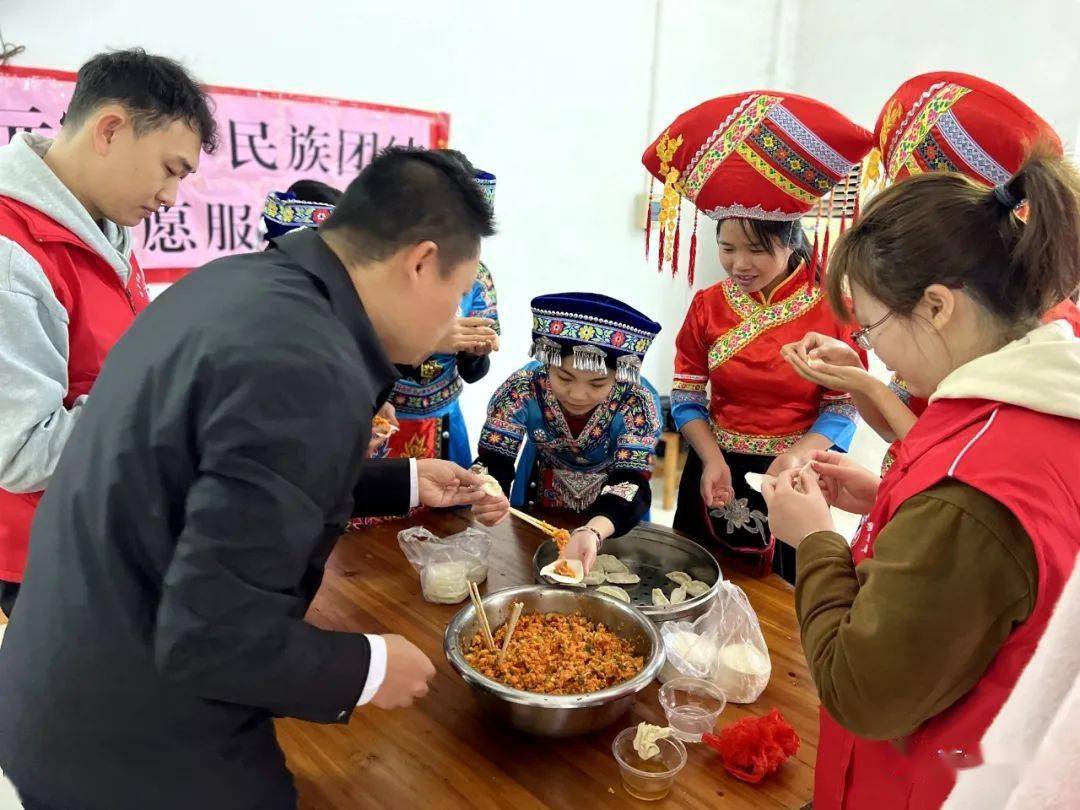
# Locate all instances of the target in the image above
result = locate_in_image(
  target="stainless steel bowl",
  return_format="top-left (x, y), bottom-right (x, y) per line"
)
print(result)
top-left (444, 585), bottom-right (665, 737)
top-left (532, 523), bottom-right (721, 623)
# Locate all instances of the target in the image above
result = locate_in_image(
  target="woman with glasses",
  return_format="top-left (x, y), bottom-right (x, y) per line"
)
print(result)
top-left (641, 90), bottom-right (873, 582)
top-left (762, 146), bottom-right (1080, 810)
top-left (782, 72), bottom-right (1080, 475)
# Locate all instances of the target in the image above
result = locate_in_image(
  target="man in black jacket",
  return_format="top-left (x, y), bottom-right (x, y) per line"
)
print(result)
top-left (0, 147), bottom-right (509, 810)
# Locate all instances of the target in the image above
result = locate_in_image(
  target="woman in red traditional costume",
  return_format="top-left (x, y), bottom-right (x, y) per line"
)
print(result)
top-left (641, 91), bottom-right (873, 581)
top-left (782, 72), bottom-right (1080, 475)
top-left (764, 147), bottom-right (1080, 809)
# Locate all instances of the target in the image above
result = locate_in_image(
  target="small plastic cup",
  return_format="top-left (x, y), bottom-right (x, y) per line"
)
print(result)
top-left (612, 727), bottom-right (687, 801)
top-left (658, 676), bottom-right (727, 742)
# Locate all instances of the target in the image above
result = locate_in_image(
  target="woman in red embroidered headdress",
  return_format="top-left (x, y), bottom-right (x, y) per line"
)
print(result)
top-left (642, 91), bottom-right (873, 581)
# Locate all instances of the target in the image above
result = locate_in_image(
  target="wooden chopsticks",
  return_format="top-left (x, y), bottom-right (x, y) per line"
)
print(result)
top-left (509, 507), bottom-right (559, 536)
top-left (497, 601), bottom-right (524, 666)
top-left (468, 581), bottom-right (495, 650)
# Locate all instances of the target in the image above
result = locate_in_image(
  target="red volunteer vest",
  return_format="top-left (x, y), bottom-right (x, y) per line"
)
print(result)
top-left (0, 197), bottom-right (149, 582)
top-left (815, 397), bottom-right (1080, 809)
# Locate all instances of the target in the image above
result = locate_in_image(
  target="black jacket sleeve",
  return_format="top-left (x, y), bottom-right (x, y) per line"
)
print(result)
top-left (587, 468), bottom-right (652, 537)
top-left (475, 447), bottom-right (516, 497)
top-left (352, 458), bottom-right (411, 517)
top-left (457, 351), bottom-right (491, 384)
top-left (153, 351), bottom-right (376, 724)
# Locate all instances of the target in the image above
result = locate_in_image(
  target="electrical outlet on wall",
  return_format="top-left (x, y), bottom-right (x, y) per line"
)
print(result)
top-left (632, 192), bottom-right (659, 230)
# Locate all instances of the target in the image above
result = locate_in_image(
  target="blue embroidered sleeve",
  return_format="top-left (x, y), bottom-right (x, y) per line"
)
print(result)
top-left (672, 291), bottom-right (711, 430)
top-left (887, 373), bottom-right (912, 407)
top-left (477, 369), bottom-right (531, 459)
top-left (671, 377), bottom-right (710, 430)
top-left (467, 262), bottom-right (500, 334)
top-left (612, 381), bottom-right (662, 474)
top-left (811, 394), bottom-right (859, 452)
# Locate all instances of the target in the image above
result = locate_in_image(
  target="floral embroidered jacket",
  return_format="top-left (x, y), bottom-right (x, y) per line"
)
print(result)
top-left (671, 271), bottom-right (861, 457)
top-left (390, 262), bottom-right (499, 419)
top-left (476, 362), bottom-right (662, 537)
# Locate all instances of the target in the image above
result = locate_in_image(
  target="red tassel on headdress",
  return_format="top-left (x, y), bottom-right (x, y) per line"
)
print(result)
top-left (836, 171), bottom-right (853, 237)
top-left (657, 224), bottom-right (665, 274)
top-left (818, 185), bottom-right (837, 281)
top-left (821, 227), bottom-right (832, 277)
top-left (644, 177), bottom-right (655, 261)
top-left (688, 208), bottom-right (699, 286)
top-left (807, 227), bottom-right (820, 282)
top-left (702, 709), bottom-right (800, 784)
top-left (671, 206), bottom-right (682, 276)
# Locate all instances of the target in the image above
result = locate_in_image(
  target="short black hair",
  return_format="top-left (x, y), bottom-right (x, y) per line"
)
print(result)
top-left (437, 148), bottom-right (477, 175)
top-left (321, 146), bottom-right (495, 268)
top-left (65, 48), bottom-right (218, 154)
top-left (287, 179), bottom-right (342, 206)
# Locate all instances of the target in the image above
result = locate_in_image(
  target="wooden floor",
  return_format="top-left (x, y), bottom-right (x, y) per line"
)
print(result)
top-left (280, 510), bottom-right (820, 809)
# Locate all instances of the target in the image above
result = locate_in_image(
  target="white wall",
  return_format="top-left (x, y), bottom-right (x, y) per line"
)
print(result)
top-left (1, 0), bottom-right (783, 444)
top-left (3, 0), bottom-right (1078, 448)
top-left (787, 0), bottom-right (1080, 152)
top-left (643, 0), bottom-right (787, 405)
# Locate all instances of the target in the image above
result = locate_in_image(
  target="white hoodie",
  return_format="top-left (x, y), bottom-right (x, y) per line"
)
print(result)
top-left (0, 133), bottom-right (135, 494)
top-left (931, 319), bottom-right (1080, 420)
top-left (939, 319), bottom-right (1080, 809)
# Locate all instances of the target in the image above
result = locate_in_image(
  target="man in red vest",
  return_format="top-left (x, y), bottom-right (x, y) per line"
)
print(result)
top-left (0, 49), bottom-right (217, 617)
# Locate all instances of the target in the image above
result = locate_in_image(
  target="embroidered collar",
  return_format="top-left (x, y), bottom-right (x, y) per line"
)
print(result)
top-left (535, 368), bottom-right (625, 453)
top-left (747, 263), bottom-right (805, 306)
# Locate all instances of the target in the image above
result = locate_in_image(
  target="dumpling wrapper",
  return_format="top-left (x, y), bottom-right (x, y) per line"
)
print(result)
top-left (540, 558), bottom-right (585, 585)
top-left (479, 473), bottom-right (503, 498)
top-left (633, 722), bottom-right (671, 760)
top-left (596, 585), bottom-right (631, 603)
top-left (604, 572), bottom-right (640, 585)
top-left (669, 586), bottom-right (687, 604)
top-left (651, 588), bottom-right (670, 606)
top-left (666, 571), bottom-right (692, 586)
top-left (582, 568), bottom-right (607, 586)
top-left (744, 472), bottom-right (767, 494)
top-left (684, 580), bottom-right (711, 598)
top-left (595, 554), bottom-right (629, 575)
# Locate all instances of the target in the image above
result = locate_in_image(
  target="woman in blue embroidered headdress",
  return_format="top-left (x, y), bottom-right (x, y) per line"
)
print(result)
top-left (383, 151), bottom-right (500, 468)
top-left (475, 293), bottom-right (663, 572)
top-left (261, 180), bottom-right (341, 241)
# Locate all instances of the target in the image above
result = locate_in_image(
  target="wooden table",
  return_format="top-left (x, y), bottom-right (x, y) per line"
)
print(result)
top-left (278, 511), bottom-right (819, 809)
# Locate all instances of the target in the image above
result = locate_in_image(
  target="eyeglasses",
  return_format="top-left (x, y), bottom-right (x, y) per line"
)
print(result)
top-left (851, 311), bottom-right (894, 351)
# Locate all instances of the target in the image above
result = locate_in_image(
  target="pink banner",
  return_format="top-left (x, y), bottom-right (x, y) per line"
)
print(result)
top-left (0, 66), bottom-right (450, 281)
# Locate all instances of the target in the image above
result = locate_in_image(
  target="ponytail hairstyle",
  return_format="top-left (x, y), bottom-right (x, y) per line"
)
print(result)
top-left (827, 144), bottom-right (1080, 336)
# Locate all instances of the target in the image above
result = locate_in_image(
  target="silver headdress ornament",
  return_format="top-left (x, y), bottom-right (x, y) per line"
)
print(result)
top-left (571, 345), bottom-right (608, 375)
top-left (530, 337), bottom-right (562, 366)
top-left (616, 355), bottom-right (643, 384)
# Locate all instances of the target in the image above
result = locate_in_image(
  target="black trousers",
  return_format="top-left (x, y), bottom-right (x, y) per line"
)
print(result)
top-left (0, 579), bottom-right (19, 619)
top-left (673, 447), bottom-right (798, 584)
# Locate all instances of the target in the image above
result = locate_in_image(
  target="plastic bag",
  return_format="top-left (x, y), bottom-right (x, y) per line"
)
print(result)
top-left (659, 581), bottom-right (771, 703)
top-left (397, 527), bottom-right (492, 604)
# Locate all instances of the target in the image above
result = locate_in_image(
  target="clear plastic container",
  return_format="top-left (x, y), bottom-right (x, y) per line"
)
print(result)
top-left (611, 726), bottom-right (687, 801)
top-left (658, 676), bottom-right (727, 742)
